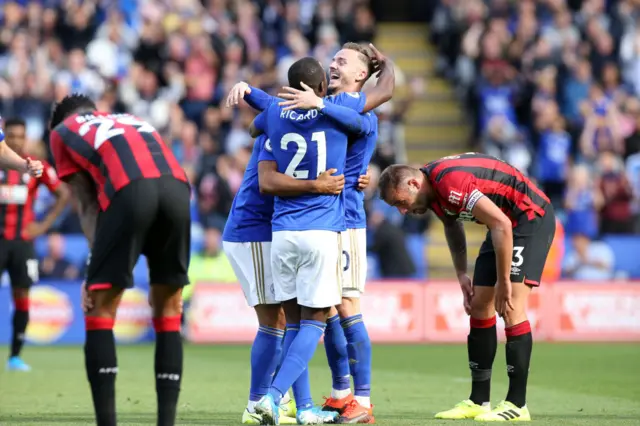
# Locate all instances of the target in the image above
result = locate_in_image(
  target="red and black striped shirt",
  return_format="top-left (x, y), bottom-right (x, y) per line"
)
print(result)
top-left (0, 162), bottom-right (61, 240)
top-left (50, 112), bottom-right (187, 211)
top-left (421, 153), bottom-right (550, 229)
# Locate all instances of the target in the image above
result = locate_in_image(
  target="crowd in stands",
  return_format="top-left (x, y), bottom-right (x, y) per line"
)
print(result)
top-left (432, 0), bottom-right (640, 279)
top-left (0, 0), bottom-right (424, 284)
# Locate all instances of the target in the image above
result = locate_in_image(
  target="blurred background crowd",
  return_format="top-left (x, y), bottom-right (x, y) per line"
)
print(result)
top-left (0, 0), bottom-right (638, 285)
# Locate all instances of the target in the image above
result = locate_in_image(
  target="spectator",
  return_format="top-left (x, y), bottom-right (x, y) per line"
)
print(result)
top-left (188, 228), bottom-right (236, 283)
top-left (564, 164), bottom-right (602, 239)
top-left (562, 233), bottom-right (615, 281)
top-left (39, 233), bottom-right (79, 281)
top-left (597, 151), bottom-right (634, 234)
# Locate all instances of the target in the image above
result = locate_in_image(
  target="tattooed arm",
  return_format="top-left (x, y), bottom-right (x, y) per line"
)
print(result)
top-left (65, 172), bottom-right (99, 247)
top-left (443, 217), bottom-right (468, 276)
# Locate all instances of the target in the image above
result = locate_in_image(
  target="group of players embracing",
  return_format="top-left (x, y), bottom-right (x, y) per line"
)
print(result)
top-left (40, 39), bottom-right (555, 426)
top-left (223, 40), bottom-right (556, 425)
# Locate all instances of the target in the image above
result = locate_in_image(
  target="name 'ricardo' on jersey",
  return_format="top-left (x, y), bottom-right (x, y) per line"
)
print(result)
top-left (50, 112), bottom-right (187, 210)
top-left (421, 152), bottom-right (550, 233)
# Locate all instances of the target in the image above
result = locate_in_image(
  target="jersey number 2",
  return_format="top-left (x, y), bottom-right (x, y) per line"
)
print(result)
top-left (78, 116), bottom-right (155, 149)
top-left (280, 132), bottom-right (327, 179)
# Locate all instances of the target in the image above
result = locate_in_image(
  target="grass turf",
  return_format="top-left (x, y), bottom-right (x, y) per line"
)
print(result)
top-left (0, 343), bottom-right (639, 425)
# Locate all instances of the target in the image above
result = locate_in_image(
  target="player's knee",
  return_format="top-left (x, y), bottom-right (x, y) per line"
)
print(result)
top-left (337, 297), bottom-right (360, 318)
top-left (150, 286), bottom-right (183, 318)
top-left (87, 288), bottom-right (123, 318)
top-left (255, 304), bottom-right (285, 329)
top-left (11, 288), bottom-right (29, 302)
top-left (469, 286), bottom-right (495, 319)
top-left (301, 306), bottom-right (331, 322)
top-left (502, 283), bottom-right (530, 326)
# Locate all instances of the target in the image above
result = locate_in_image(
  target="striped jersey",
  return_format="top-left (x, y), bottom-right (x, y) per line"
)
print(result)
top-left (421, 153), bottom-right (550, 231)
top-left (50, 112), bottom-right (187, 211)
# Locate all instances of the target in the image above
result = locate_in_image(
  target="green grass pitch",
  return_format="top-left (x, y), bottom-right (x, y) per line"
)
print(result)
top-left (1, 343), bottom-right (639, 425)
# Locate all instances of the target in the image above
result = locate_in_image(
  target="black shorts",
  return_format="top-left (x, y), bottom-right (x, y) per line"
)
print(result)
top-left (0, 240), bottom-right (38, 288)
top-left (86, 176), bottom-right (191, 291)
top-left (473, 204), bottom-right (556, 288)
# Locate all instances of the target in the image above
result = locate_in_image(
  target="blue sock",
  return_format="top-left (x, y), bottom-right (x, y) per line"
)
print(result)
top-left (324, 314), bottom-right (350, 391)
top-left (341, 314), bottom-right (372, 398)
top-left (250, 326), bottom-right (285, 401)
top-left (268, 320), bottom-right (325, 408)
top-left (278, 324), bottom-right (314, 410)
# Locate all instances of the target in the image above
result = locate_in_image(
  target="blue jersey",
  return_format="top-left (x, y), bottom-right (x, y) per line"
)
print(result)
top-left (222, 135), bottom-right (274, 242)
top-left (256, 93), bottom-right (373, 232)
top-left (335, 92), bottom-right (378, 229)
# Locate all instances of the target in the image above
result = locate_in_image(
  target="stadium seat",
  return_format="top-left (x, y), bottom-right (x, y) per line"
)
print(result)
top-left (601, 235), bottom-right (640, 278)
top-left (133, 257), bottom-right (150, 285)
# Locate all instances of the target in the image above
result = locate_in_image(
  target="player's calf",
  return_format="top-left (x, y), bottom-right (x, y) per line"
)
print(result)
top-left (8, 288), bottom-right (30, 371)
top-left (247, 304), bottom-right (285, 415)
top-left (468, 286), bottom-right (498, 407)
top-left (337, 298), bottom-right (372, 411)
top-left (324, 306), bottom-right (351, 404)
top-left (502, 283), bottom-right (533, 409)
top-left (84, 285), bottom-right (124, 426)
top-left (150, 285), bottom-right (184, 426)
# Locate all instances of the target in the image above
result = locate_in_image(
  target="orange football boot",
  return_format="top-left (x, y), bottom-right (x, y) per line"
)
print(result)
top-left (322, 394), bottom-right (354, 414)
top-left (337, 399), bottom-right (375, 424)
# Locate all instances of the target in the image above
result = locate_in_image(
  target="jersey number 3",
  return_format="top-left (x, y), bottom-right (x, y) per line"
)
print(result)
top-left (280, 132), bottom-right (327, 179)
top-left (78, 116), bottom-right (155, 149)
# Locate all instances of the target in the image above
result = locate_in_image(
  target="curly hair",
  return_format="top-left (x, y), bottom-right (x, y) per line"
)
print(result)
top-left (49, 93), bottom-right (97, 130)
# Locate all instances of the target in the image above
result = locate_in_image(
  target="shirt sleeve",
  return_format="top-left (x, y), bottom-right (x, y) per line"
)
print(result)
top-left (40, 162), bottom-right (62, 192)
top-left (257, 137), bottom-right (275, 162)
top-left (50, 129), bottom-right (82, 179)
top-left (253, 111), bottom-right (268, 134)
top-left (435, 170), bottom-right (484, 214)
top-left (326, 92), bottom-right (367, 113)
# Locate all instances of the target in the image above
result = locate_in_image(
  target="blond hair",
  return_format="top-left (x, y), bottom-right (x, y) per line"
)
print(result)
top-left (342, 42), bottom-right (375, 81)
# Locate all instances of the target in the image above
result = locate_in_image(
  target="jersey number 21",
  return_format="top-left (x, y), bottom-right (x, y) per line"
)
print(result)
top-left (280, 131), bottom-right (327, 179)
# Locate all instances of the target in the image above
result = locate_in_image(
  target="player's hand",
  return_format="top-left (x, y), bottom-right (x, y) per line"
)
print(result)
top-left (314, 168), bottom-right (344, 195)
top-left (457, 273), bottom-right (474, 315)
top-left (369, 43), bottom-right (387, 77)
top-left (357, 166), bottom-right (371, 191)
top-left (226, 81), bottom-right (251, 107)
top-left (26, 157), bottom-right (43, 178)
top-left (495, 279), bottom-right (515, 317)
top-left (25, 221), bottom-right (48, 239)
top-left (81, 282), bottom-right (94, 313)
top-left (278, 82), bottom-right (323, 111)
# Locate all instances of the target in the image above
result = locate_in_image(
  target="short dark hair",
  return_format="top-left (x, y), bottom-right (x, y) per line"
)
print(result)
top-left (49, 93), bottom-right (97, 130)
top-left (342, 42), bottom-right (375, 81)
top-left (288, 57), bottom-right (326, 92)
top-left (4, 117), bottom-right (25, 129)
top-left (378, 164), bottom-right (417, 200)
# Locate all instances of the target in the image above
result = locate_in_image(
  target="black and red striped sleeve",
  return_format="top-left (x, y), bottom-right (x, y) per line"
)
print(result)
top-left (50, 129), bottom-right (82, 179)
top-left (434, 170), bottom-right (485, 214)
top-left (40, 162), bottom-right (62, 192)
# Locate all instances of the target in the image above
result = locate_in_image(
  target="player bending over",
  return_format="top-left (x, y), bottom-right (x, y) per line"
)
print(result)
top-left (378, 153), bottom-right (556, 422)
top-left (245, 57), bottom-right (374, 425)
top-left (230, 42), bottom-right (395, 424)
top-left (1, 118), bottom-right (69, 372)
top-left (48, 95), bottom-right (191, 426)
top-left (222, 131), bottom-right (345, 424)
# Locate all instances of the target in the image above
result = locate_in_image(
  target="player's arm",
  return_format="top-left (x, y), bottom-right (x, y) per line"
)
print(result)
top-left (362, 44), bottom-right (395, 113)
top-left (226, 81), bottom-right (275, 112)
top-left (258, 161), bottom-right (344, 197)
top-left (64, 172), bottom-right (99, 247)
top-left (470, 197), bottom-right (514, 286)
top-left (442, 216), bottom-right (468, 277)
top-left (0, 130), bottom-right (41, 175)
top-left (26, 166), bottom-right (71, 238)
top-left (318, 99), bottom-right (373, 135)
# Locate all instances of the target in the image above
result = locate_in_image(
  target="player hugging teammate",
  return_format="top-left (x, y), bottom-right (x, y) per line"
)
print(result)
top-left (223, 43), bottom-right (394, 425)
top-left (378, 153), bottom-right (556, 422)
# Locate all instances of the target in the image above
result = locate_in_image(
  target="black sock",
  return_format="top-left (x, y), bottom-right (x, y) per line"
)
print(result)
top-left (10, 298), bottom-right (29, 358)
top-left (468, 316), bottom-right (498, 405)
top-left (84, 317), bottom-right (117, 426)
top-left (154, 316), bottom-right (183, 426)
top-left (505, 321), bottom-right (532, 408)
